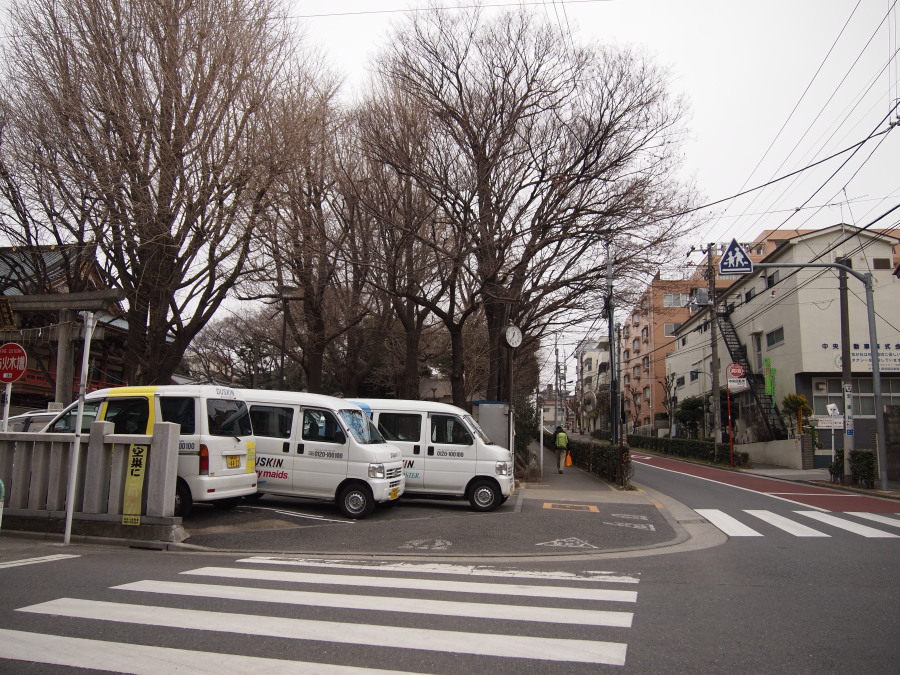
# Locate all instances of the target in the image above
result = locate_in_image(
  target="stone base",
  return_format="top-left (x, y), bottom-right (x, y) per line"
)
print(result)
top-left (1, 510), bottom-right (188, 544)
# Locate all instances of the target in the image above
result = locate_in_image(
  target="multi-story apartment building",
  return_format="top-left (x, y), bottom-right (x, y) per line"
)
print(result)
top-left (619, 274), bottom-right (704, 434)
top-left (573, 336), bottom-right (610, 433)
top-left (666, 225), bottom-right (900, 464)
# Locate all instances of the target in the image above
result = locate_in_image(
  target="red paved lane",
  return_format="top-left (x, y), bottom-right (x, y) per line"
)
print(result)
top-left (633, 454), bottom-right (900, 513)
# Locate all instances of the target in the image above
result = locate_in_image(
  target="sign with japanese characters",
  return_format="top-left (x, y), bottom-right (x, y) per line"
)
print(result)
top-left (0, 342), bottom-right (26, 383)
top-left (122, 443), bottom-right (148, 526)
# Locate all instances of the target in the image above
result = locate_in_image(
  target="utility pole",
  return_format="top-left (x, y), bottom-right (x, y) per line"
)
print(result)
top-left (838, 266), bottom-right (854, 482)
top-left (706, 244), bottom-right (722, 459)
top-left (606, 247), bottom-right (619, 445)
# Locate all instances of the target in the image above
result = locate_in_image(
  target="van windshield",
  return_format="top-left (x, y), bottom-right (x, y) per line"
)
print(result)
top-left (339, 409), bottom-right (386, 444)
top-left (463, 414), bottom-right (492, 444)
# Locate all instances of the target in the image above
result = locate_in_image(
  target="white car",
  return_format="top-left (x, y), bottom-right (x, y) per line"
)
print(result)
top-left (6, 409), bottom-right (58, 432)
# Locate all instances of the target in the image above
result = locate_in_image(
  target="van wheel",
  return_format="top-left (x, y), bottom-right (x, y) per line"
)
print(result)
top-left (468, 480), bottom-right (500, 512)
top-left (174, 480), bottom-right (193, 519)
top-left (338, 484), bottom-right (375, 519)
top-left (213, 497), bottom-right (240, 510)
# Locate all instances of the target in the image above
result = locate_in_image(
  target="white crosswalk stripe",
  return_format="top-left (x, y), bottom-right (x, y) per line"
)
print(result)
top-left (698, 509), bottom-right (900, 539)
top-left (7, 559), bottom-right (638, 671)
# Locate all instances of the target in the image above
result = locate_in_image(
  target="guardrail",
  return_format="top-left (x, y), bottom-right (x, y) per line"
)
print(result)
top-left (0, 421), bottom-right (181, 541)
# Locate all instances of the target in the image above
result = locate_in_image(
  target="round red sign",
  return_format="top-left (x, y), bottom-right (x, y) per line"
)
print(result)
top-left (727, 362), bottom-right (745, 378)
top-left (0, 342), bottom-right (27, 383)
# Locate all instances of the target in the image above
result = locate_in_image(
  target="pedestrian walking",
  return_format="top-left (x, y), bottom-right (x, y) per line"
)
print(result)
top-left (554, 425), bottom-right (568, 474)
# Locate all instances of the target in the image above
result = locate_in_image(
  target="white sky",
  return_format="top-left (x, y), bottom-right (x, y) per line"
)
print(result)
top-left (292, 0), bottom-right (900, 254)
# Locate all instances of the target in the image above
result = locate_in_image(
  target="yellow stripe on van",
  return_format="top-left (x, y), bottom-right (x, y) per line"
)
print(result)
top-left (105, 387), bottom-right (159, 397)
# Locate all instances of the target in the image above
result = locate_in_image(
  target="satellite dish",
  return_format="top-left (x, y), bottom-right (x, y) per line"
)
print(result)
top-left (583, 390), bottom-right (597, 412)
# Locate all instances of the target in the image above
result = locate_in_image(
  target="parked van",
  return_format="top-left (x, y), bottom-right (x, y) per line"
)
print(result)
top-left (349, 399), bottom-right (514, 511)
top-left (45, 385), bottom-right (258, 517)
top-left (240, 390), bottom-right (405, 519)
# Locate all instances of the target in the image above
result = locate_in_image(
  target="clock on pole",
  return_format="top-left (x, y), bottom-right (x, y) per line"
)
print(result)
top-left (504, 325), bottom-right (522, 348)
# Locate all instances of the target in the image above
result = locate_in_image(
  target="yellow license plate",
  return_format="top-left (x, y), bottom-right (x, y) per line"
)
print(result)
top-left (390, 488), bottom-right (399, 500)
top-left (226, 455), bottom-right (241, 468)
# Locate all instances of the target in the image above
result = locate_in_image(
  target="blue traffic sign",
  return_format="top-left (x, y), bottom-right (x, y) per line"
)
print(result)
top-left (719, 239), bottom-right (753, 275)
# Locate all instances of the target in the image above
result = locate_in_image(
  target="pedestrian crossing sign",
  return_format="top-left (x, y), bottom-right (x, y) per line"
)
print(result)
top-left (718, 239), bottom-right (753, 275)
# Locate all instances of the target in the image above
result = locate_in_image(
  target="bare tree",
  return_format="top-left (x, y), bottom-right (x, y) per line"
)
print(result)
top-left (0, 0), bottom-right (300, 385)
top-left (374, 8), bottom-right (695, 402)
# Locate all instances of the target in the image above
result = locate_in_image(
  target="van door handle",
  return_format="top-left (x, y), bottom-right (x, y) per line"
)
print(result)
top-left (282, 441), bottom-right (289, 453)
top-left (297, 444), bottom-right (304, 454)
top-left (427, 446), bottom-right (434, 456)
top-left (413, 445), bottom-right (420, 455)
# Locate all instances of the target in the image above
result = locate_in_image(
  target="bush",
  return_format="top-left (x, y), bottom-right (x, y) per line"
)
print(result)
top-left (627, 434), bottom-right (749, 467)
top-left (849, 449), bottom-right (876, 488)
top-left (544, 433), bottom-right (632, 487)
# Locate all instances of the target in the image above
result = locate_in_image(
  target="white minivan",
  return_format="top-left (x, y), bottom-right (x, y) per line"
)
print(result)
top-left (240, 390), bottom-right (405, 519)
top-left (349, 399), bottom-right (514, 511)
top-left (45, 385), bottom-right (258, 517)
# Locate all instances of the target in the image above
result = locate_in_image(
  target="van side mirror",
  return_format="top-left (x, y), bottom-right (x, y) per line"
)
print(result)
top-left (334, 429), bottom-right (346, 445)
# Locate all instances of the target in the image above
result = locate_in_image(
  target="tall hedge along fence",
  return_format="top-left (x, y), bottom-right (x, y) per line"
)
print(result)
top-left (621, 433), bottom-right (750, 468)
top-left (544, 433), bottom-right (632, 488)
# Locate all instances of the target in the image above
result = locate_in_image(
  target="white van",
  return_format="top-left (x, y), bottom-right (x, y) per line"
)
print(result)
top-left (349, 399), bottom-right (514, 511)
top-left (240, 390), bottom-right (405, 519)
top-left (45, 385), bottom-right (258, 517)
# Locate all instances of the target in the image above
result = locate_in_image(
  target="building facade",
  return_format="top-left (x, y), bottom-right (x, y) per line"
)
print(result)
top-left (666, 225), bottom-right (900, 453)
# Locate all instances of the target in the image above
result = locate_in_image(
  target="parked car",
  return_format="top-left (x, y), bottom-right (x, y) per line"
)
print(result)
top-left (5, 409), bottom-right (58, 432)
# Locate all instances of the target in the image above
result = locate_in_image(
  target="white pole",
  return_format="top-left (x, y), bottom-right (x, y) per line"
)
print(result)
top-left (2, 382), bottom-right (10, 432)
top-left (64, 312), bottom-right (96, 545)
top-left (539, 407), bottom-right (544, 479)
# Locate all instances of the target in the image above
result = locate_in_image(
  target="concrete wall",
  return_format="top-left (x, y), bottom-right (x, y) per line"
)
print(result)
top-left (737, 437), bottom-right (806, 469)
top-left (0, 421), bottom-right (183, 542)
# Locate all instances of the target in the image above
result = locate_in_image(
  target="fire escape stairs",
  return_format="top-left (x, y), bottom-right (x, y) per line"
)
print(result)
top-left (715, 311), bottom-right (789, 441)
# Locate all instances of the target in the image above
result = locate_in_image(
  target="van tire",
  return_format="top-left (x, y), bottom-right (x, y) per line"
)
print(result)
top-left (338, 483), bottom-right (375, 519)
top-left (174, 480), bottom-right (193, 519)
top-left (468, 479), bottom-right (500, 512)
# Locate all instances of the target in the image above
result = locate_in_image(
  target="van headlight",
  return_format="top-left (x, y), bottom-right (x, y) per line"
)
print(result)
top-left (495, 461), bottom-right (511, 476)
top-left (368, 463), bottom-right (385, 479)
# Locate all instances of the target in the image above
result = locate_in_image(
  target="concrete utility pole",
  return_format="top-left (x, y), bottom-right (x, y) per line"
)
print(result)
top-left (606, 248), bottom-right (619, 445)
top-left (838, 266), bottom-right (854, 482)
top-left (706, 244), bottom-right (722, 458)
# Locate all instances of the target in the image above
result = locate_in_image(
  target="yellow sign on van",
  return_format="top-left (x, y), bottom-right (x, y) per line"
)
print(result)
top-left (246, 441), bottom-right (256, 473)
top-left (122, 443), bottom-right (148, 525)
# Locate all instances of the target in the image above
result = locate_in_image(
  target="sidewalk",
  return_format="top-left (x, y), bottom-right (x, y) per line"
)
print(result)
top-left (738, 463), bottom-right (900, 500)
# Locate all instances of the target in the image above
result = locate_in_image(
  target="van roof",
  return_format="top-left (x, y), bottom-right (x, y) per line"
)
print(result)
top-left (86, 385), bottom-right (244, 399)
top-left (237, 389), bottom-right (365, 411)
top-left (348, 398), bottom-right (468, 417)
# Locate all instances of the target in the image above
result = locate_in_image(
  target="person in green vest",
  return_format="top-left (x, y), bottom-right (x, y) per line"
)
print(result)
top-left (554, 425), bottom-right (568, 474)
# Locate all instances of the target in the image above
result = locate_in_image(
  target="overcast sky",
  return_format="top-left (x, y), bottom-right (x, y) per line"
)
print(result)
top-left (293, 0), bottom-right (899, 254)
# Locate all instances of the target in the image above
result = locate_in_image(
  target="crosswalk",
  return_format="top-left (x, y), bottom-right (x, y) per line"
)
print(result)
top-left (696, 509), bottom-right (900, 539)
top-left (3, 557), bottom-right (642, 672)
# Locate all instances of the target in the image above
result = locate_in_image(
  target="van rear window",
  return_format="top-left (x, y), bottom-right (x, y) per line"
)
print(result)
top-left (160, 397), bottom-right (196, 434)
top-left (207, 399), bottom-right (252, 437)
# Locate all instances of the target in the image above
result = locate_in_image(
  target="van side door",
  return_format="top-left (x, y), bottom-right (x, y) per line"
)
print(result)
top-left (375, 411), bottom-right (425, 492)
top-left (293, 407), bottom-right (350, 498)
top-left (426, 413), bottom-right (477, 493)
top-left (247, 404), bottom-right (296, 494)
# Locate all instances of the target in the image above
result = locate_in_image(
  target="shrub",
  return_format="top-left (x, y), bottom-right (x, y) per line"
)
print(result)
top-left (849, 449), bottom-right (876, 488)
top-left (627, 434), bottom-right (749, 467)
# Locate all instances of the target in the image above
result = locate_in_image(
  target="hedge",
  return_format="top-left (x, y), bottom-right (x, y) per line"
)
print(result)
top-left (626, 434), bottom-right (750, 468)
top-left (544, 433), bottom-right (632, 488)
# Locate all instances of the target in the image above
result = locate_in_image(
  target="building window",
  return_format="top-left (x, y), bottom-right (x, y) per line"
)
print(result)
top-left (676, 376), bottom-right (685, 388)
top-left (642, 356), bottom-right (650, 371)
top-left (812, 377), bottom-right (900, 416)
top-left (765, 326), bottom-right (785, 349)
top-left (584, 357), bottom-right (593, 372)
top-left (624, 374), bottom-right (630, 385)
top-left (632, 365), bottom-right (640, 377)
top-left (641, 327), bottom-right (649, 341)
top-left (634, 393), bottom-right (642, 406)
top-left (623, 349), bottom-right (630, 361)
top-left (680, 336), bottom-right (688, 347)
top-left (624, 399), bottom-right (631, 411)
top-left (745, 288), bottom-right (756, 303)
top-left (765, 271), bottom-right (780, 288)
top-left (632, 338), bottom-right (640, 351)
top-left (643, 386), bottom-right (651, 401)
top-left (664, 322), bottom-right (682, 336)
top-left (690, 370), bottom-right (700, 382)
top-left (643, 417), bottom-right (651, 427)
top-left (664, 293), bottom-right (689, 307)
top-left (873, 258), bottom-right (891, 269)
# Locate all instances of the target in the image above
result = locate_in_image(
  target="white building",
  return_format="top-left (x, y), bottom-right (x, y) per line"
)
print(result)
top-left (666, 225), bottom-right (900, 459)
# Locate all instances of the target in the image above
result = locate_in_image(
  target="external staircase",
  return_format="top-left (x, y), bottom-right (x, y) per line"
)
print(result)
top-left (716, 311), bottom-right (789, 441)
